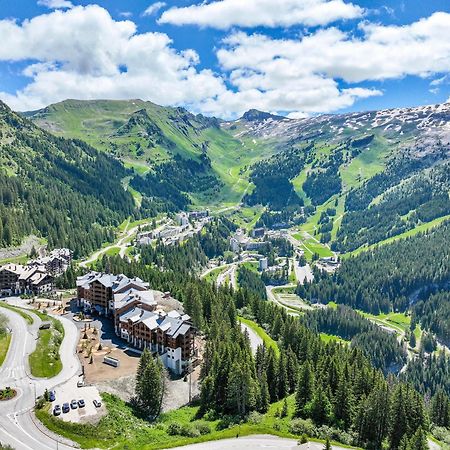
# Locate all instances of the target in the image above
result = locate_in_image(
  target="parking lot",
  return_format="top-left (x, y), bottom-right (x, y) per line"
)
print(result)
top-left (51, 376), bottom-right (105, 423)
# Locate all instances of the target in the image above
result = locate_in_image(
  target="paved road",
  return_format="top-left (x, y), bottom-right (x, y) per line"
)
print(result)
top-left (167, 434), bottom-right (353, 450)
top-left (80, 218), bottom-right (165, 267)
top-left (240, 323), bottom-right (263, 355)
top-left (216, 264), bottom-right (238, 289)
top-left (0, 305), bottom-right (81, 450)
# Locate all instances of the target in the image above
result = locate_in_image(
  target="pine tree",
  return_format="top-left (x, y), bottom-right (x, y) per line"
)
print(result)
top-left (407, 427), bottom-right (428, 450)
top-left (257, 372), bottom-right (270, 413)
top-left (265, 347), bottom-right (278, 402)
top-left (310, 385), bottom-right (332, 425)
top-left (281, 398), bottom-right (288, 418)
top-left (295, 361), bottom-right (315, 417)
top-left (226, 361), bottom-right (256, 416)
top-left (430, 389), bottom-right (450, 427)
top-left (334, 374), bottom-right (354, 429)
top-left (323, 437), bottom-right (332, 450)
top-left (277, 352), bottom-right (288, 399)
top-left (135, 349), bottom-right (164, 419)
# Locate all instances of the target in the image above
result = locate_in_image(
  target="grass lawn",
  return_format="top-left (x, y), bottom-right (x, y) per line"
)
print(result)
top-left (238, 317), bottom-right (280, 357)
top-left (240, 261), bottom-right (259, 273)
top-left (0, 333), bottom-right (11, 367)
top-left (358, 311), bottom-right (411, 336)
top-left (0, 302), bottom-right (34, 324)
top-left (29, 317), bottom-right (64, 378)
top-left (105, 246), bottom-right (121, 257)
top-left (203, 267), bottom-right (226, 284)
top-left (291, 232), bottom-right (333, 261)
top-left (36, 393), bottom-right (360, 450)
top-left (319, 333), bottom-right (349, 345)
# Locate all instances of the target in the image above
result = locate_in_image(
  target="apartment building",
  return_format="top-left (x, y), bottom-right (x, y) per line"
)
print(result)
top-left (76, 271), bottom-right (196, 375)
top-left (76, 272), bottom-right (149, 315)
top-left (29, 248), bottom-right (72, 275)
top-left (0, 264), bottom-right (54, 295)
top-left (117, 308), bottom-right (194, 375)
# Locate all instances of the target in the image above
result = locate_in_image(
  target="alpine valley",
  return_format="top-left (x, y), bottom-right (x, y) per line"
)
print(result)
top-left (0, 96), bottom-right (449, 450)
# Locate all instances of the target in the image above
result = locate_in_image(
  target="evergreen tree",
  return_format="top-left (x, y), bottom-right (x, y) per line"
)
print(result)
top-left (135, 349), bottom-right (164, 419)
top-left (295, 361), bottom-right (315, 417)
top-left (257, 372), bottom-right (270, 413)
top-left (407, 427), bottom-right (428, 450)
top-left (323, 437), bottom-right (332, 450)
top-left (226, 361), bottom-right (256, 416)
top-left (310, 385), bottom-right (332, 425)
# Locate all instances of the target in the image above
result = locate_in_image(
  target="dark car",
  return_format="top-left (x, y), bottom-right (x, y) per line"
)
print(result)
top-left (93, 399), bottom-right (102, 408)
top-left (70, 399), bottom-right (78, 409)
top-left (49, 390), bottom-right (56, 402)
top-left (78, 399), bottom-right (85, 408)
top-left (53, 405), bottom-right (61, 416)
top-left (62, 403), bottom-right (70, 414)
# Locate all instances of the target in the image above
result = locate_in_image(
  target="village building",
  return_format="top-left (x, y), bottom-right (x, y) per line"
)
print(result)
top-left (29, 248), bottom-right (72, 275)
top-left (76, 271), bottom-right (196, 375)
top-left (0, 264), bottom-right (54, 295)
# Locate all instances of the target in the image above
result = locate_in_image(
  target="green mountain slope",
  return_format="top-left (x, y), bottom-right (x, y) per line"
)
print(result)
top-left (0, 101), bottom-right (139, 257)
top-left (26, 99), bottom-right (274, 207)
top-left (27, 99), bottom-right (450, 254)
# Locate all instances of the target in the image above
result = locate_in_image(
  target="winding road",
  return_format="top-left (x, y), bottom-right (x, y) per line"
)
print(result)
top-left (0, 304), bottom-right (80, 450)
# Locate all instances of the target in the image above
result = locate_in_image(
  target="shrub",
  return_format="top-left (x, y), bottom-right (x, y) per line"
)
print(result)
top-left (247, 411), bottom-right (263, 424)
top-left (289, 418), bottom-right (316, 437)
top-left (180, 424), bottom-right (200, 438)
top-left (432, 426), bottom-right (450, 445)
top-left (167, 422), bottom-right (182, 436)
top-left (194, 422), bottom-right (211, 435)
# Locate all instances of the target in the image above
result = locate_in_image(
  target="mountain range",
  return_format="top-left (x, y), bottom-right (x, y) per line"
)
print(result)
top-left (23, 99), bottom-right (450, 255)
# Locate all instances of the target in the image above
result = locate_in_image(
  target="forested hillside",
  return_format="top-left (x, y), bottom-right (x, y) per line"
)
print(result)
top-left (0, 101), bottom-right (139, 257)
top-left (90, 254), bottom-right (442, 450)
top-left (26, 99), bottom-right (248, 207)
top-left (27, 99), bottom-right (450, 255)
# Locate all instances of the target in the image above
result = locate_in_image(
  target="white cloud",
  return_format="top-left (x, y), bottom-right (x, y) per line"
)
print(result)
top-left (37, 0), bottom-right (73, 9)
top-left (119, 12), bottom-right (133, 18)
top-left (1, 6), bottom-right (449, 119)
top-left (159, 0), bottom-right (363, 29)
top-left (200, 12), bottom-right (450, 116)
top-left (430, 74), bottom-right (449, 86)
top-left (143, 2), bottom-right (167, 17)
top-left (0, 6), bottom-right (225, 111)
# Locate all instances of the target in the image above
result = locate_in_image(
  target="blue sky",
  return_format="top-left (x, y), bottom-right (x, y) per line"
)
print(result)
top-left (0, 0), bottom-right (449, 118)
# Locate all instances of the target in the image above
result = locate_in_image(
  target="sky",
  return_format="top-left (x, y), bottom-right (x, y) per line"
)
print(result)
top-left (0, 0), bottom-right (449, 119)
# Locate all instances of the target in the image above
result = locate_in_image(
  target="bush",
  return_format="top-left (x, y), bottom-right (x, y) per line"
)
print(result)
top-left (167, 422), bottom-right (182, 436)
top-left (247, 411), bottom-right (263, 424)
top-left (432, 426), bottom-right (450, 445)
top-left (289, 418), bottom-right (316, 436)
top-left (194, 422), bottom-right (211, 435)
top-left (298, 434), bottom-right (308, 444)
top-left (180, 424), bottom-right (200, 438)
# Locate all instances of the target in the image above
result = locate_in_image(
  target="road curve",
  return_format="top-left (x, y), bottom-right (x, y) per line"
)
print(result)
top-left (0, 306), bottom-right (80, 450)
top-left (239, 323), bottom-right (263, 355)
top-left (167, 434), bottom-right (353, 450)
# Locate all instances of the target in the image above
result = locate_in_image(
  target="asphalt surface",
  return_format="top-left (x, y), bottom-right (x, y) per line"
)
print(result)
top-left (167, 434), bottom-right (353, 450)
top-left (239, 323), bottom-right (263, 354)
top-left (0, 303), bottom-right (81, 450)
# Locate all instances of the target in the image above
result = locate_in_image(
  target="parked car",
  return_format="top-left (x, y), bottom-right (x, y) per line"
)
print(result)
top-left (49, 390), bottom-right (56, 402)
top-left (93, 399), bottom-right (102, 408)
top-left (62, 403), bottom-right (70, 414)
top-left (78, 399), bottom-right (85, 408)
top-left (77, 379), bottom-right (84, 388)
top-left (53, 405), bottom-right (61, 416)
top-left (70, 399), bottom-right (78, 409)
